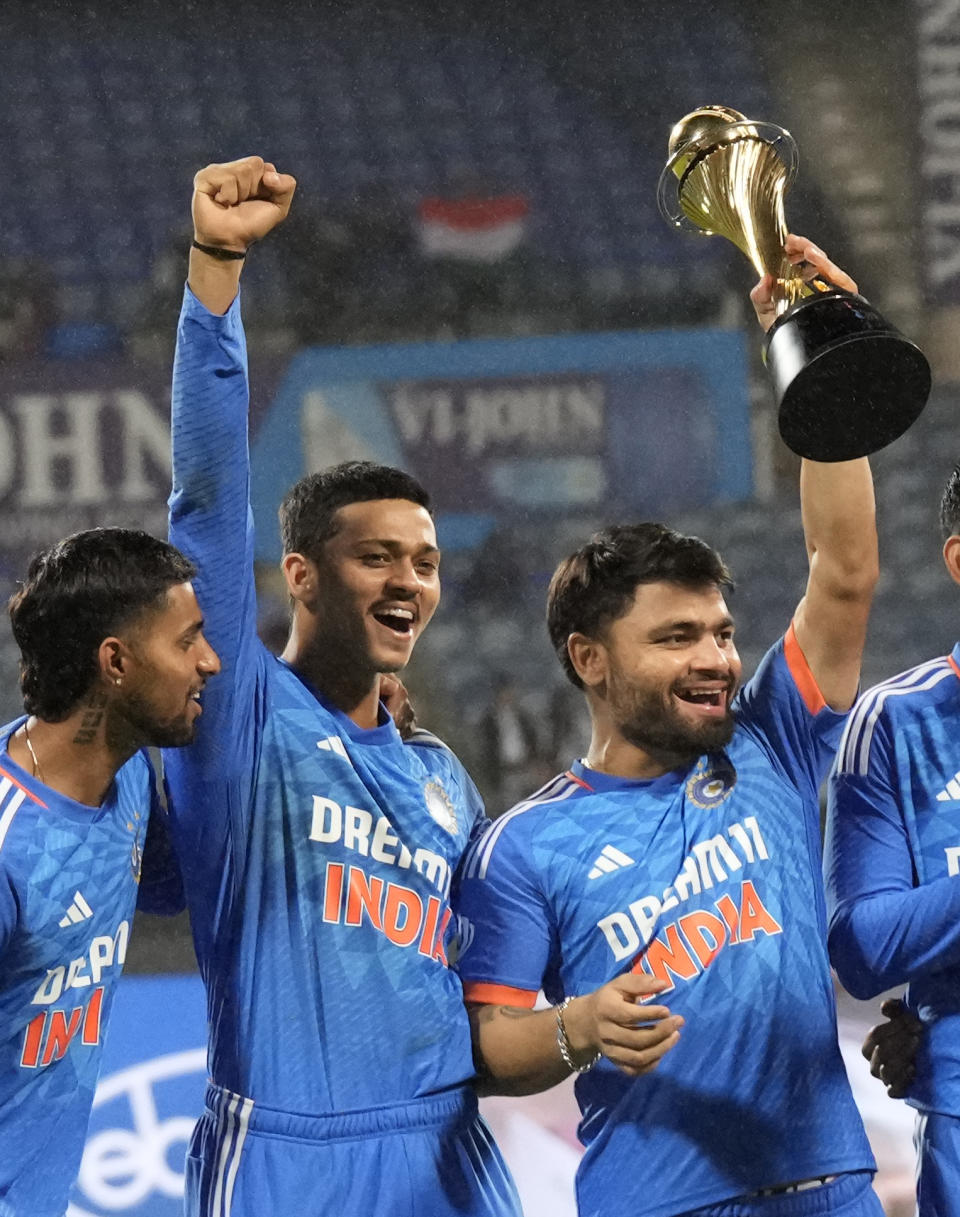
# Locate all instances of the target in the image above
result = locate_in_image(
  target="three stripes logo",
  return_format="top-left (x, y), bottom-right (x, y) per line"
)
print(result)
top-left (317, 736), bottom-right (351, 761)
top-left (59, 890), bottom-right (93, 928)
top-left (937, 770), bottom-right (960, 802)
top-left (588, 845), bottom-right (636, 880)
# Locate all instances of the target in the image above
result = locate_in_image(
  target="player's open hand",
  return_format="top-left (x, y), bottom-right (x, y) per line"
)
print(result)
top-left (861, 997), bottom-right (923, 1099)
top-left (571, 973), bottom-right (683, 1077)
top-left (192, 156), bottom-right (297, 253)
top-left (750, 234), bottom-right (859, 333)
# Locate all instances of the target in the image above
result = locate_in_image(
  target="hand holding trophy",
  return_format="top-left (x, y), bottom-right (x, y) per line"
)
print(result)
top-left (657, 105), bottom-right (931, 461)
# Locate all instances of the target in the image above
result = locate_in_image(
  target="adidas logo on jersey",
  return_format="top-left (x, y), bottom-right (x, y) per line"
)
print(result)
top-left (936, 770), bottom-right (960, 801)
top-left (317, 736), bottom-right (350, 761)
top-left (588, 845), bottom-right (636, 880)
top-left (59, 891), bottom-right (93, 928)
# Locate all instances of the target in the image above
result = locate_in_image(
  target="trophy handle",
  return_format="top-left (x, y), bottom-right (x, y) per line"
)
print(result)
top-left (656, 120), bottom-right (799, 232)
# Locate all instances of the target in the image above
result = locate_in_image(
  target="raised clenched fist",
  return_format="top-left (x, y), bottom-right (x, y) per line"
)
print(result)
top-left (192, 155), bottom-right (297, 253)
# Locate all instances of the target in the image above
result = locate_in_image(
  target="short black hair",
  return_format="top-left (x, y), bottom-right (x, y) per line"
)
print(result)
top-left (278, 461), bottom-right (431, 559)
top-left (8, 528), bottom-right (196, 721)
top-left (547, 522), bottom-right (733, 688)
top-left (940, 464), bottom-right (960, 540)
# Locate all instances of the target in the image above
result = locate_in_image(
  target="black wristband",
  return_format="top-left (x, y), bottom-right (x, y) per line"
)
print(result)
top-left (191, 239), bottom-right (247, 261)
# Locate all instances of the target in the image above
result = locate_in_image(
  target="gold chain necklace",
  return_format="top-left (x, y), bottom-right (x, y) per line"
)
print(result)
top-left (23, 722), bottom-right (45, 783)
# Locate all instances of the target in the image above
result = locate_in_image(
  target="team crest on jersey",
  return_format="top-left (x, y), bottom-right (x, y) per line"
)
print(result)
top-left (685, 755), bottom-right (736, 809)
top-left (424, 779), bottom-right (458, 834)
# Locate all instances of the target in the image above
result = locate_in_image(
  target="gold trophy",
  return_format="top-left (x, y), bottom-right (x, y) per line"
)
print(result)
top-left (657, 105), bottom-right (930, 461)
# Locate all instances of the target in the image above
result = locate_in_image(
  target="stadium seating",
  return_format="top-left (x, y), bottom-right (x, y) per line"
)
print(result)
top-left (0, 4), bottom-right (773, 338)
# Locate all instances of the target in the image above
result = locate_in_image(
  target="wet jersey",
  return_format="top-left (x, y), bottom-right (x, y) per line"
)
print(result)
top-left (0, 718), bottom-right (162, 1217)
top-left (163, 287), bottom-right (486, 1114)
top-left (457, 631), bottom-right (875, 1217)
top-left (826, 645), bottom-right (960, 1116)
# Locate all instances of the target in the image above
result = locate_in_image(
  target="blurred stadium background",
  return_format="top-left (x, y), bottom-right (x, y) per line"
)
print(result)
top-left (0, 0), bottom-right (954, 1211)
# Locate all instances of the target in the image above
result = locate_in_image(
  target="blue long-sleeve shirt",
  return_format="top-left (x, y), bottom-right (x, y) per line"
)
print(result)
top-left (825, 646), bottom-right (960, 1114)
top-left (162, 286), bottom-right (486, 1113)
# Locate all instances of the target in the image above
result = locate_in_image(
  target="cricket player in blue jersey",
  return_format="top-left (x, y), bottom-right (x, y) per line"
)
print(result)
top-left (0, 527), bottom-right (219, 1216)
top-left (825, 461), bottom-right (960, 1217)
top-left (162, 156), bottom-right (520, 1217)
top-left (455, 237), bottom-right (888, 1217)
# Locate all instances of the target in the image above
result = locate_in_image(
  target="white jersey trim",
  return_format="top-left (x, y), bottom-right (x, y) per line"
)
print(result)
top-left (837, 659), bottom-right (955, 777)
top-left (0, 780), bottom-right (26, 855)
top-left (463, 773), bottom-right (581, 882)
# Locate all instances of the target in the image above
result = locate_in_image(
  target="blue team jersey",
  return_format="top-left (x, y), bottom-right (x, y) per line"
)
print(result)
top-left (825, 645), bottom-right (960, 1117)
top-left (162, 288), bottom-right (486, 1114)
top-left (0, 718), bottom-right (157, 1217)
top-left (457, 630), bottom-right (875, 1217)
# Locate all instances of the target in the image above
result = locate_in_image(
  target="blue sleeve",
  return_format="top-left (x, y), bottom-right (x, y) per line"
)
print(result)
top-left (455, 819), bottom-right (554, 1000)
top-left (163, 286), bottom-right (263, 850)
top-left (136, 773), bottom-right (185, 916)
top-left (735, 629), bottom-right (848, 804)
top-left (825, 715), bottom-right (960, 999)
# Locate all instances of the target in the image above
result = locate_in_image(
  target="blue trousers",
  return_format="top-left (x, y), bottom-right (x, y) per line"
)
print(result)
top-left (916, 1111), bottom-right (960, 1217)
top-left (682, 1171), bottom-right (884, 1217)
top-left (184, 1082), bottom-right (521, 1217)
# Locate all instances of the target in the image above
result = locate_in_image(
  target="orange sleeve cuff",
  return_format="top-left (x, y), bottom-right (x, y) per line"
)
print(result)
top-left (461, 981), bottom-right (539, 1007)
top-left (784, 621), bottom-right (827, 715)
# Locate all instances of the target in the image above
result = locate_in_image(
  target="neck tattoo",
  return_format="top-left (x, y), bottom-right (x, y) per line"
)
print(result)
top-left (23, 722), bottom-right (45, 784)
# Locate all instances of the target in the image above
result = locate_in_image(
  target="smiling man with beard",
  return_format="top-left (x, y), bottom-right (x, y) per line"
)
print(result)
top-left (455, 237), bottom-right (888, 1217)
top-left (0, 527), bottom-right (219, 1216)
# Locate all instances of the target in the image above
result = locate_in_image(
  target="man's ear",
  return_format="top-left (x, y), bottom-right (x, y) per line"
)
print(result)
top-left (98, 637), bottom-right (130, 688)
top-left (567, 632), bottom-right (608, 691)
top-left (944, 535), bottom-right (960, 588)
top-left (282, 552), bottom-right (318, 603)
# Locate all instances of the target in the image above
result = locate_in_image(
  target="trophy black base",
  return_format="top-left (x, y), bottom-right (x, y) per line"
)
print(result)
top-left (762, 291), bottom-right (931, 462)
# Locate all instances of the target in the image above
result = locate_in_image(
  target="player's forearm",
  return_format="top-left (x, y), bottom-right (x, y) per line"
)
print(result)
top-left (187, 245), bottom-right (244, 316)
top-left (170, 287), bottom-right (251, 542)
top-left (793, 457), bottom-right (878, 709)
top-left (468, 1003), bottom-right (581, 1096)
top-left (829, 878), bottom-right (960, 999)
top-left (173, 214), bottom-right (251, 531)
top-left (800, 458), bottom-right (878, 597)
top-left (169, 283), bottom-right (259, 727)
